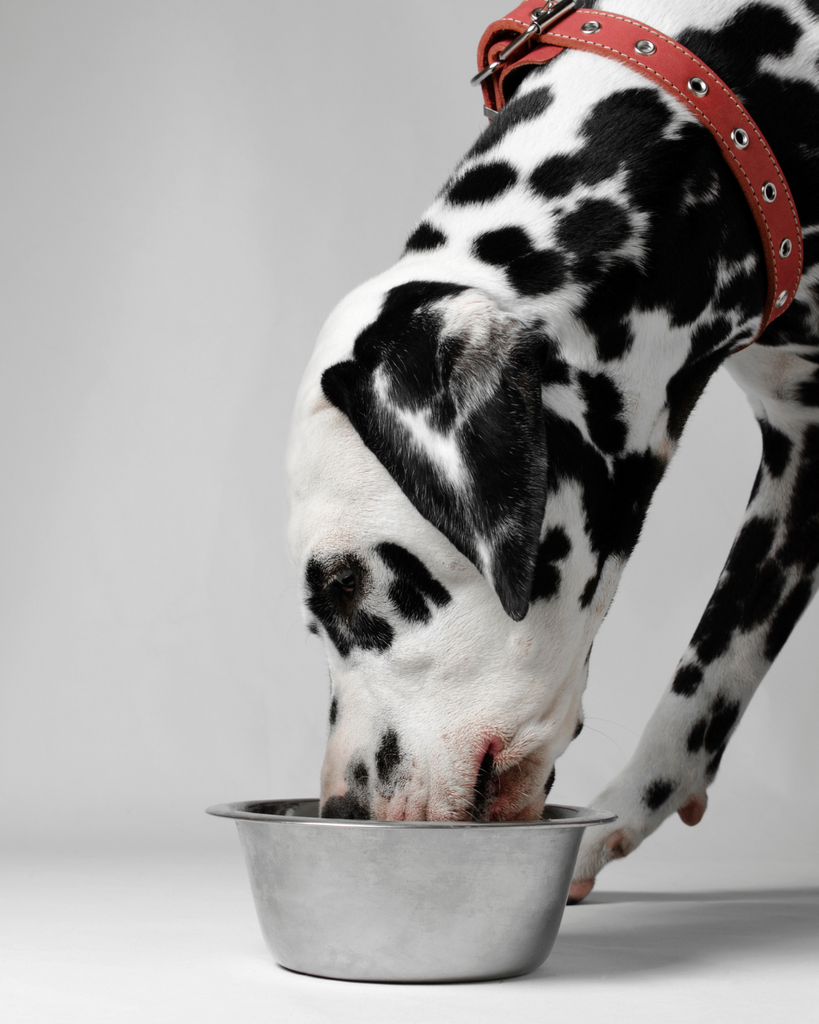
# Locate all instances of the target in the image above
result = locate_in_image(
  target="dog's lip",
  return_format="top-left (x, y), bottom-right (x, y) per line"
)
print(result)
top-left (469, 740), bottom-right (549, 822)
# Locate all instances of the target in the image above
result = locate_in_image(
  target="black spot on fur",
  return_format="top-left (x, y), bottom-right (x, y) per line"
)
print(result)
top-left (329, 697), bottom-right (338, 727)
top-left (679, 3), bottom-right (800, 83)
top-left (386, 579), bottom-right (431, 624)
top-left (673, 663), bottom-right (704, 698)
top-left (542, 527), bottom-right (572, 562)
top-left (544, 765), bottom-right (556, 797)
top-left (529, 89), bottom-right (673, 200)
top-left (531, 527), bottom-right (571, 602)
top-left (531, 558), bottom-right (560, 603)
top-left (804, 232), bottom-right (819, 270)
top-left (687, 697), bottom-right (740, 759)
top-left (405, 222), bottom-right (446, 253)
top-left (556, 199), bottom-right (631, 280)
top-left (687, 717), bottom-right (707, 753)
top-left (573, 720), bottom-right (584, 740)
top-left (644, 779), bottom-right (677, 811)
top-left (507, 249), bottom-right (567, 297)
top-left (529, 151), bottom-right (585, 202)
top-left (354, 614), bottom-right (395, 653)
top-left (543, 410), bottom-right (665, 607)
top-left (321, 793), bottom-right (371, 820)
top-left (377, 542), bottom-right (451, 625)
top-left (796, 368), bottom-right (819, 406)
top-left (375, 729), bottom-right (402, 790)
top-left (580, 572), bottom-right (601, 609)
top-left (579, 266), bottom-right (639, 363)
top-left (706, 745), bottom-right (726, 780)
top-left (704, 696), bottom-right (741, 753)
top-left (742, 561), bottom-right (786, 629)
top-left (692, 517), bottom-right (779, 664)
top-left (351, 760), bottom-right (369, 788)
top-left (665, 349), bottom-right (726, 442)
top-left (472, 226), bottom-right (566, 296)
top-left (466, 85), bottom-right (554, 160)
top-left (473, 225), bottom-right (533, 266)
top-left (759, 421), bottom-right (793, 478)
top-left (578, 371), bottom-right (627, 455)
top-left (610, 451), bottom-right (668, 561)
top-left (538, 341), bottom-right (571, 387)
top-left (765, 579), bottom-right (813, 661)
top-left (447, 161), bottom-right (517, 205)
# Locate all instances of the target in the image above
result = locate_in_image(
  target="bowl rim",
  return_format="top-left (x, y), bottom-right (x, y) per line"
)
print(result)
top-left (205, 798), bottom-right (617, 828)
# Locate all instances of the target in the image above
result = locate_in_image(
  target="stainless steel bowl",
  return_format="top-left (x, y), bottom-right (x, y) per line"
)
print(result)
top-left (207, 798), bottom-right (615, 983)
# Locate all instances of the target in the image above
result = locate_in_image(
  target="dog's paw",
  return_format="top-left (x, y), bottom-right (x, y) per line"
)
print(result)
top-left (567, 876), bottom-right (595, 904)
top-left (568, 823), bottom-right (638, 903)
top-left (567, 787), bottom-right (710, 903)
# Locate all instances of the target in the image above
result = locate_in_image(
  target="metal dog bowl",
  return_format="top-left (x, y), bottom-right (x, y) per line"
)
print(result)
top-left (207, 798), bottom-right (615, 983)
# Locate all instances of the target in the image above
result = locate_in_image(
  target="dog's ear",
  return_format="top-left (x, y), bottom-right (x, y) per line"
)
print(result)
top-left (321, 281), bottom-right (548, 621)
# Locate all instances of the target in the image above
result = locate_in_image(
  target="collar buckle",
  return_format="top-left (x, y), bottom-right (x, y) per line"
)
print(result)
top-left (471, 0), bottom-right (576, 86)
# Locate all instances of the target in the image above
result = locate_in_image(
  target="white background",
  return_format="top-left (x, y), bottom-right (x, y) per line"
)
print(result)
top-left (1, 3), bottom-right (817, 1019)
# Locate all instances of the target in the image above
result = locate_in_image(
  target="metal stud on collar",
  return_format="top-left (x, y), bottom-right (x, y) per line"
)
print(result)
top-left (687, 77), bottom-right (708, 97)
top-left (762, 182), bottom-right (777, 203)
top-left (731, 128), bottom-right (750, 149)
top-left (634, 39), bottom-right (656, 55)
top-left (775, 289), bottom-right (789, 309)
top-left (779, 238), bottom-right (793, 258)
top-left (581, 20), bottom-right (601, 33)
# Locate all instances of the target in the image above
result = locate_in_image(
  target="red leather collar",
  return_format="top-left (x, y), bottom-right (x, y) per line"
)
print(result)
top-left (475, 2), bottom-right (803, 344)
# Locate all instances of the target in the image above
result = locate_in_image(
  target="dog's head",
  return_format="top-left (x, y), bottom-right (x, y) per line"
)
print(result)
top-left (287, 280), bottom-right (588, 822)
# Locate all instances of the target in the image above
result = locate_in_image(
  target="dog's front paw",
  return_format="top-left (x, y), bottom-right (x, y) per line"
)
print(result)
top-left (568, 822), bottom-right (638, 903)
top-left (567, 785), bottom-right (709, 902)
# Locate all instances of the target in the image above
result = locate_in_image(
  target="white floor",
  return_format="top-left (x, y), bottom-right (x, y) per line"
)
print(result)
top-left (2, 853), bottom-right (817, 1024)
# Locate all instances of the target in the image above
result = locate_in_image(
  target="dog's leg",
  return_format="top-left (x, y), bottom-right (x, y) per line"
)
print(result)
top-left (570, 339), bottom-right (819, 901)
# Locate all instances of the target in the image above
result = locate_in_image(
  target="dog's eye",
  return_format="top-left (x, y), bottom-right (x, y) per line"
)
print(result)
top-left (332, 569), bottom-right (357, 597)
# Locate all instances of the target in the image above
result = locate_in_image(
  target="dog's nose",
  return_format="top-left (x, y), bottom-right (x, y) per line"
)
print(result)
top-left (320, 792), bottom-right (371, 819)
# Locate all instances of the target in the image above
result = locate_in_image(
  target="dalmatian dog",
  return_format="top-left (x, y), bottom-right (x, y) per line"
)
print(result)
top-left (286, 0), bottom-right (819, 901)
